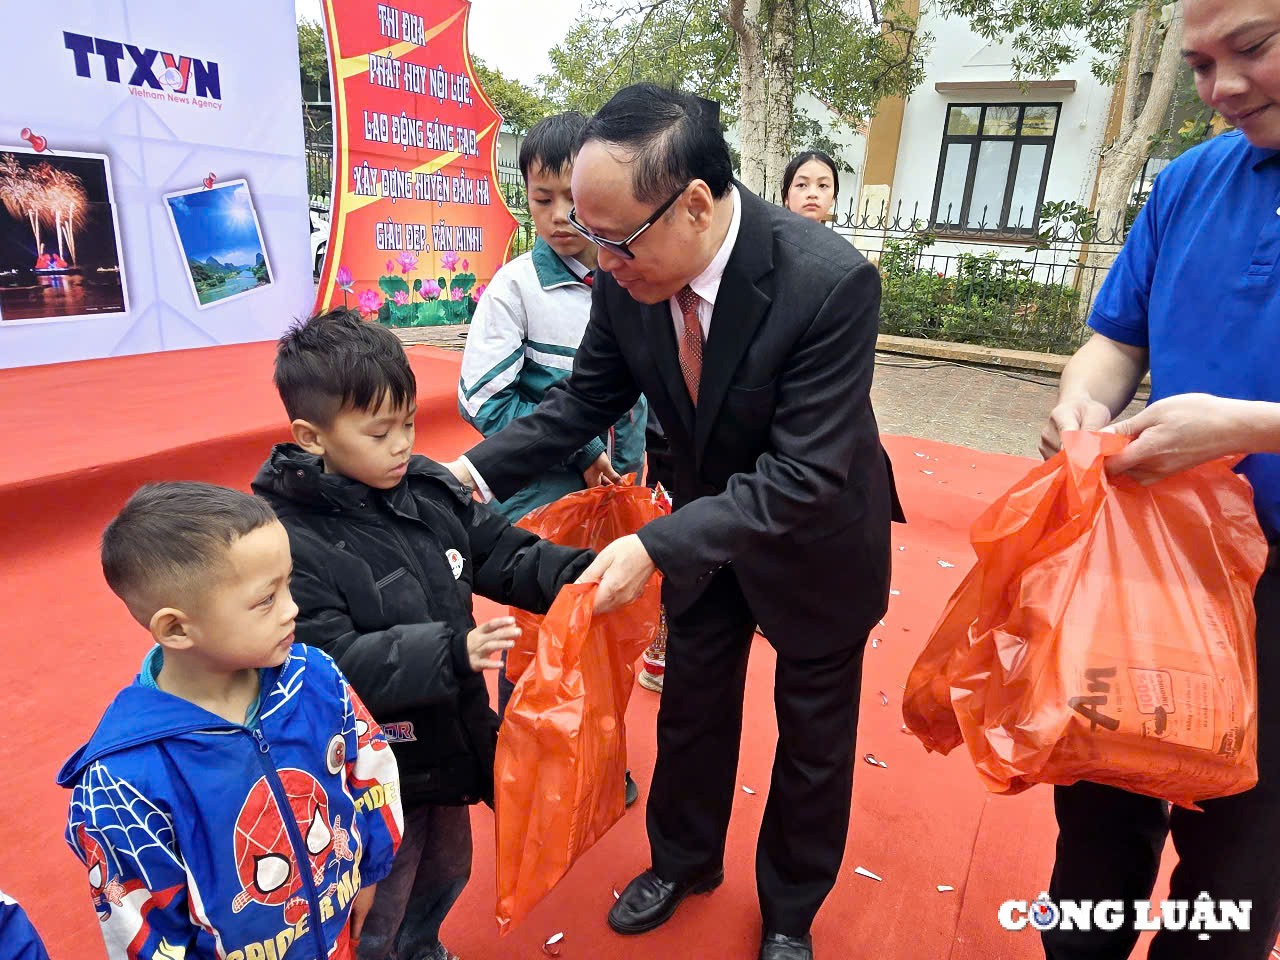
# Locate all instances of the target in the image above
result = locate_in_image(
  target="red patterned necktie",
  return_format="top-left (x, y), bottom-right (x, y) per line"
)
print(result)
top-left (675, 285), bottom-right (703, 404)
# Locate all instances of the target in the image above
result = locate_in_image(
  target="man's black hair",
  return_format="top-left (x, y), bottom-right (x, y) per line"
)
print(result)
top-left (781, 150), bottom-right (840, 209)
top-left (102, 482), bottom-right (278, 612)
top-left (274, 308), bottom-right (416, 427)
top-left (582, 83), bottom-right (733, 205)
top-left (519, 111), bottom-right (588, 184)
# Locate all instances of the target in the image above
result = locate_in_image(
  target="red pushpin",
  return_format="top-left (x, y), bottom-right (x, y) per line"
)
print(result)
top-left (203, 172), bottom-right (217, 189)
top-left (20, 128), bottom-right (48, 152)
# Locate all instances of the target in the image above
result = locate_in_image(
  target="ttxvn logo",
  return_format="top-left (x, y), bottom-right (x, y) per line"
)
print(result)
top-left (63, 32), bottom-right (221, 100)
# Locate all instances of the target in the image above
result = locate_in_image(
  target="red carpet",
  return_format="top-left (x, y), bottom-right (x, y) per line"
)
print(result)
top-left (0, 343), bottom-right (1184, 959)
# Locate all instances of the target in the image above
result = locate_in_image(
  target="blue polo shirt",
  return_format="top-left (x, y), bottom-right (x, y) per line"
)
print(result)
top-left (1090, 130), bottom-right (1280, 540)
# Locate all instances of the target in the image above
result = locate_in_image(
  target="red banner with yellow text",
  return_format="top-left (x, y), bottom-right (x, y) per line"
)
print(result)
top-left (315, 0), bottom-right (517, 326)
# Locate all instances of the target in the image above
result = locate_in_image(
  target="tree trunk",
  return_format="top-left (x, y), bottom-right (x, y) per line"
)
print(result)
top-left (1117, 5), bottom-right (1149, 140)
top-left (725, 0), bottom-right (768, 196)
top-left (763, 0), bottom-right (797, 201)
top-left (1083, 2), bottom-right (1183, 310)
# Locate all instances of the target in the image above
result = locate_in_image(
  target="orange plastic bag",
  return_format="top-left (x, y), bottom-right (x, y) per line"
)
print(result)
top-left (903, 431), bottom-right (1267, 808)
top-left (494, 478), bottom-right (667, 933)
top-left (505, 476), bottom-right (667, 685)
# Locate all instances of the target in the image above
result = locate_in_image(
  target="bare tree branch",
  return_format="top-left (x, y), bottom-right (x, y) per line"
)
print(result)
top-left (596, 0), bottom-right (679, 88)
top-left (867, 22), bottom-right (917, 87)
top-left (802, 0), bottom-right (818, 61)
top-left (675, 0), bottom-right (698, 58)
top-left (602, 0), bottom-right (679, 27)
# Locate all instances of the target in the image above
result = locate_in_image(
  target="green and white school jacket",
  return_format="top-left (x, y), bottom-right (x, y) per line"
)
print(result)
top-left (457, 237), bottom-right (647, 522)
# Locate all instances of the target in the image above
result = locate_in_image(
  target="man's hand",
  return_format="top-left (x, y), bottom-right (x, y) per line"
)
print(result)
top-left (583, 451), bottom-right (621, 488)
top-left (1040, 394), bottom-right (1114, 459)
top-left (575, 534), bottom-right (655, 614)
top-left (1103, 393), bottom-right (1256, 485)
top-left (467, 617), bottom-right (520, 671)
top-left (349, 882), bottom-right (377, 944)
top-left (443, 458), bottom-right (475, 490)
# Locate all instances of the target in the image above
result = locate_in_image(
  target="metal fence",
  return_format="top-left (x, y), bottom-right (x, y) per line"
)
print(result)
top-left (498, 168), bottom-right (537, 258)
top-left (306, 147), bottom-right (332, 210)
top-left (829, 198), bottom-right (1131, 356)
top-left (490, 178), bottom-right (1130, 355)
top-left (497, 167), bottom-right (525, 209)
top-left (304, 109), bottom-right (334, 211)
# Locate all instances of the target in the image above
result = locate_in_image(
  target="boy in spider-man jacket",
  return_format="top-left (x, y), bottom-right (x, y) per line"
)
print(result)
top-left (58, 482), bottom-right (402, 960)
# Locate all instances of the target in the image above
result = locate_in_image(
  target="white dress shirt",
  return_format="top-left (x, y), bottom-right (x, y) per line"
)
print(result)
top-left (463, 185), bottom-right (743, 503)
top-left (668, 184), bottom-right (741, 341)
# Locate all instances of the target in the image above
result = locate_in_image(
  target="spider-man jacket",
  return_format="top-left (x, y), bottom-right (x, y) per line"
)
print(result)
top-left (0, 891), bottom-right (51, 960)
top-left (56, 644), bottom-right (403, 960)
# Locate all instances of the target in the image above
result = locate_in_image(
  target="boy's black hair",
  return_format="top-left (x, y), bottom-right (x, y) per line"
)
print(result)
top-left (518, 111), bottom-right (588, 184)
top-left (102, 482), bottom-right (278, 614)
top-left (582, 83), bottom-right (732, 205)
top-left (781, 150), bottom-right (840, 208)
top-left (274, 308), bottom-right (416, 427)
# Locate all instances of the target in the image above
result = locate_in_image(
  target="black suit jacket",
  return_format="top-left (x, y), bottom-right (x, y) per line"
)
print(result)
top-left (467, 185), bottom-right (902, 656)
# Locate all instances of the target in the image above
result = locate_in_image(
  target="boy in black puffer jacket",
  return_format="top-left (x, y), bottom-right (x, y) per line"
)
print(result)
top-left (252, 309), bottom-right (594, 960)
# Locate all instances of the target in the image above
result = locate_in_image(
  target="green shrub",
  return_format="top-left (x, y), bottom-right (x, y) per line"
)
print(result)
top-left (877, 234), bottom-right (1086, 355)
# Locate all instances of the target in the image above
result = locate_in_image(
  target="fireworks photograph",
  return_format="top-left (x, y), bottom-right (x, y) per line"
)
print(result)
top-left (164, 179), bottom-right (273, 310)
top-left (0, 147), bottom-right (128, 324)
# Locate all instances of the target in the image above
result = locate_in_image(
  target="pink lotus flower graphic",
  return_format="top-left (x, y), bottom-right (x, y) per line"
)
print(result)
top-left (421, 279), bottom-right (442, 299)
top-left (460, 259), bottom-right (469, 272)
top-left (441, 251), bottom-right (460, 272)
top-left (393, 290), bottom-right (409, 306)
top-left (336, 265), bottom-right (353, 292)
top-left (450, 286), bottom-right (465, 301)
top-left (397, 250), bottom-right (419, 274)
top-left (472, 283), bottom-right (488, 302)
top-left (358, 289), bottom-right (382, 316)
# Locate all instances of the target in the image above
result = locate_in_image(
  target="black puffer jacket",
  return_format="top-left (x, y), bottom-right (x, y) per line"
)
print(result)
top-left (252, 445), bottom-right (593, 809)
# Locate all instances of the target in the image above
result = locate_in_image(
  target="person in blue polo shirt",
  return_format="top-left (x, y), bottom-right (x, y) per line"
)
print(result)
top-left (1038, 1), bottom-right (1280, 956)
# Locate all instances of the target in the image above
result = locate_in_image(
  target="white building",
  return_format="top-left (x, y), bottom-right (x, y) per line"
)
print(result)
top-left (857, 1), bottom-right (1118, 268)
top-left (489, 2), bottom-right (1121, 270)
top-left (496, 120), bottom-right (523, 176)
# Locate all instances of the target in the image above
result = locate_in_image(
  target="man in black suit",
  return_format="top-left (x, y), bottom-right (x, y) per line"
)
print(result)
top-left (446, 84), bottom-right (901, 960)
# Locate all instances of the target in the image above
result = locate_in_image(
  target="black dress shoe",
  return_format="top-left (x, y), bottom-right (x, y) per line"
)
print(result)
top-left (624, 770), bottom-right (639, 808)
top-left (606, 867), bottom-right (724, 934)
top-left (758, 932), bottom-right (814, 960)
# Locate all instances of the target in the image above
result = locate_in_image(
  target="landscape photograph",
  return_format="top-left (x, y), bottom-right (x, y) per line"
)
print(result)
top-left (165, 179), bottom-right (272, 309)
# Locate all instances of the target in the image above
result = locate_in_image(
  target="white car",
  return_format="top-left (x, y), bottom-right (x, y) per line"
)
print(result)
top-left (310, 207), bottom-right (331, 278)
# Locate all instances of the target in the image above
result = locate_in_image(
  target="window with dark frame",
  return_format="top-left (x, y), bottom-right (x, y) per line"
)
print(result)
top-left (930, 102), bottom-right (1061, 234)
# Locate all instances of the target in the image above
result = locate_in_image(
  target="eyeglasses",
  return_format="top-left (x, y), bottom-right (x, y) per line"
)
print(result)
top-left (566, 184), bottom-right (688, 260)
